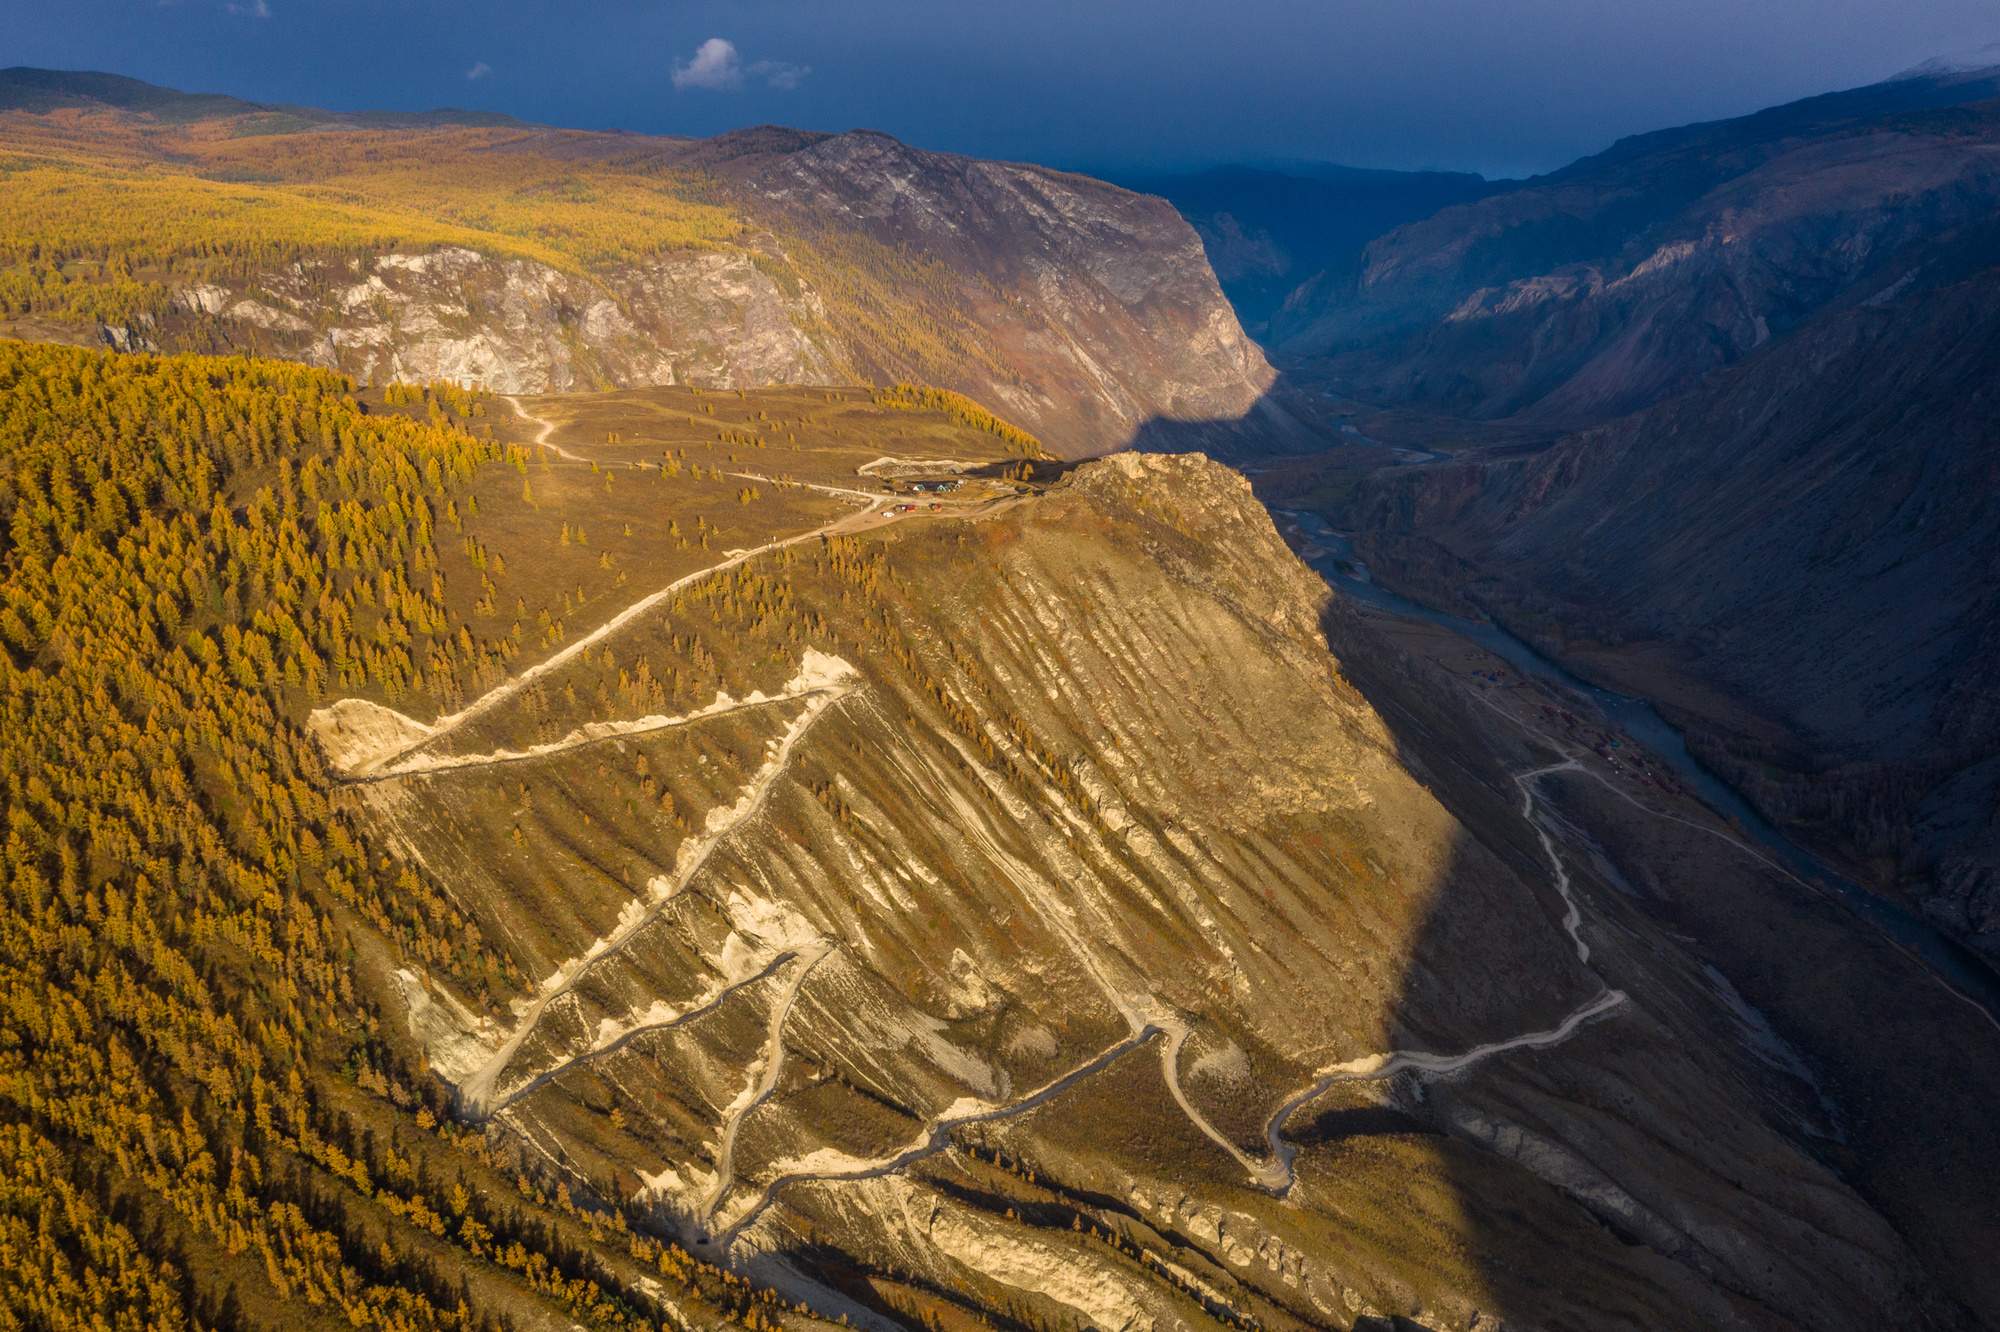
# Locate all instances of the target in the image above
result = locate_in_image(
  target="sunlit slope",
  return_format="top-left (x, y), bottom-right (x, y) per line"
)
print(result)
top-left (0, 341), bottom-right (850, 1331)
top-left (0, 112), bottom-right (742, 319)
top-left (328, 418), bottom-right (1940, 1329)
top-left (308, 378), bottom-right (1036, 725)
top-left (490, 382), bottom-right (1047, 486)
top-left (0, 86), bottom-right (1284, 456)
top-left (0, 342), bottom-right (1954, 1332)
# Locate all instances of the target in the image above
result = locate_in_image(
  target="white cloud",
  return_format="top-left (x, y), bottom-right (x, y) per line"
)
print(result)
top-left (466, 61), bottom-right (492, 81)
top-left (673, 38), bottom-right (742, 90)
top-left (672, 38), bottom-right (809, 91)
top-left (225, 0), bottom-right (270, 14)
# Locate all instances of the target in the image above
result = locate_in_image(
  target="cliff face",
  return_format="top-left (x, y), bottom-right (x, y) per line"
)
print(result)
top-left (1269, 69), bottom-right (2000, 429)
top-left (158, 245), bottom-right (846, 394)
top-left (113, 134), bottom-right (1293, 459)
top-left (315, 419), bottom-right (1993, 1332)
top-left (732, 132), bottom-right (1298, 458)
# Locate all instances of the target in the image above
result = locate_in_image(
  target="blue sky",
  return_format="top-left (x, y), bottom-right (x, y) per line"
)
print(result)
top-left (5, 0), bottom-right (1995, 176)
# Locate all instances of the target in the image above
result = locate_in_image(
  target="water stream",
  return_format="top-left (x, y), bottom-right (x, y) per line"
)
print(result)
top-left (1278, 509), bottom-right (2000, 1022)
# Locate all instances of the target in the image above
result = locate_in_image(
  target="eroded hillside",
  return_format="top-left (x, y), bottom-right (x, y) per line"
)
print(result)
top-left (6, 343), bottom-right (1993, 1332)
top-left (319, 390), bottom-right (1990, 1332)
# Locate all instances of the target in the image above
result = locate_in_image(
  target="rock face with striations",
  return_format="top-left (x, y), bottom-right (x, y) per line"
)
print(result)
top-left (326, 448), bottom-right (1987, 1332)
top-left (151, 136), bottom-right (1294, 459)
top-left (728, 131), bottom-right (1303, 457)
top-left (194, 245), bottom-right (846, 394)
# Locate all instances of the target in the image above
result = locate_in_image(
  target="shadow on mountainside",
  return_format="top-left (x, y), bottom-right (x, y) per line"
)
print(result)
top-left (931, 387), bottom-right (2000, 1327)
top-left (1292, 259), bottom-right (2000, 971)
top-left (1313, 589), bottom-right (2000, 1330)
top-left (1124, 378), bottom-right (1336, 462)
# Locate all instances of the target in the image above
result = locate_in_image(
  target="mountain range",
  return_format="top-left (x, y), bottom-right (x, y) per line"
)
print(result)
top-left (1265, 62), bottom-right (2000, 426)
top-left (1269, 61), bottom-right (2000, 968)
top-left (0, 66), bottom-right (1317, 460)
top-left (0, 57), bottom-right (1998, 1332)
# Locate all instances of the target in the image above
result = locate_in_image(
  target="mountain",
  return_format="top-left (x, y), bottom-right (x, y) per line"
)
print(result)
top-left (1103, 165), bottom-right (1498, 338)
top-left (7, 340), bottom-right (1998, 1332)
top-left (0, 70), bottom-right (1317, 459)
top-left (1282, 68), bottom-right (2000, 962)
top-left (1266, 63), bottom-right (2000, 429)
top-left (1302, 257), bottom-right (2000, 959)
top-left (0, 64), bottom-right (530, 130)
top-left (706, 130), bottom-right (1318, 458)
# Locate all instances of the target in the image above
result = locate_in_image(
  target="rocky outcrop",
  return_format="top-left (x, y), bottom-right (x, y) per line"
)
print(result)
top-left (733, 132), bottom-right (1301, 457)
top-left (165, 244), bottom-right (846, 394)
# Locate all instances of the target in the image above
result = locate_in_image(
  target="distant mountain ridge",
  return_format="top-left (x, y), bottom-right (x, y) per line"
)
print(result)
top-left (1267, 62), bottom-right (2000, 428)
top-left (1294, 61), bottom-right (2000, 962)
top-left (1106, 163), bottom-right (1498, 338)
top-left (0, 65), bottom-right (530, 130)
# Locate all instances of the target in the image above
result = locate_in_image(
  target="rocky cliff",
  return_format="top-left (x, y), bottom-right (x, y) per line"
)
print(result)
top-left (122, 135), bottom-right (1299, 460)
top-left (163, 244), bottom-right (844, 394)
top-left (723, 132), bottom-right (1314, 460)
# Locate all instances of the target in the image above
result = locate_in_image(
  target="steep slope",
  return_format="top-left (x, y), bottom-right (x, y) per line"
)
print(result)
top-left (322, 389), bottom-right (1995, 1332)
top-left (1268, 65), bottom-right (2000, 428)
top-left (0, 73), bottom-right (1310, 459)
top-left (719, 132), bottom-right (1306, 459)
top-left (6, 342), bottom-right (1998, 1331)
top-left (1304, 263), bottom-right (2000, 958)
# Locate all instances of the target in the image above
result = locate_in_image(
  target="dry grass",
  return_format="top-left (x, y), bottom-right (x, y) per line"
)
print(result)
top-left (491, 383), bottom-right (1040, 486)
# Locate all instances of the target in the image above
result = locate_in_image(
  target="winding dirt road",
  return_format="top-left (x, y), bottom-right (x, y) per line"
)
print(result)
top-left (457, 676), bottom-right (858, 1116)
top-left (705, 1027), bottom-right (1165, 1253)
top-left (365, 407), bottom-right (1645, 1248)
top-left (321, 400), bottom-right (891, 781)
top-left (485, 951), bottom-right (800, 1118)
top-left (693, 941), bottom-right (836, 1237)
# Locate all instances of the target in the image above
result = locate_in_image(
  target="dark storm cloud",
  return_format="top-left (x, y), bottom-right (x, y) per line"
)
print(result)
top-left (3, 0), bottom-right (1993, 175)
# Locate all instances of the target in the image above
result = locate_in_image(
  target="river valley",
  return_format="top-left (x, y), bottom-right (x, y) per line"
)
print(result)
top-left (1276, 509), bottom-right (2000, 1030)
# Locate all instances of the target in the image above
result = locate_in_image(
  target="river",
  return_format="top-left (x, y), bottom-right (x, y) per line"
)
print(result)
top-left (1278, 509), bottom-right (2000, 1023)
